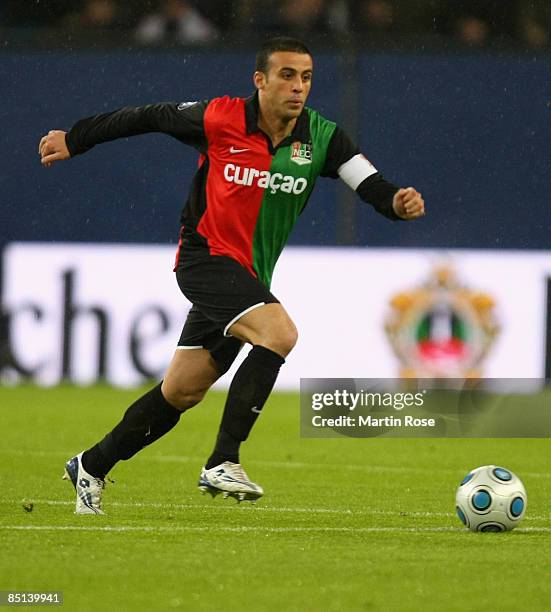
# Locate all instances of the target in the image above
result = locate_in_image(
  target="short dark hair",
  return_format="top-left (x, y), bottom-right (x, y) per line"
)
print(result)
top-left (255, 37), bottom-right (312, 73)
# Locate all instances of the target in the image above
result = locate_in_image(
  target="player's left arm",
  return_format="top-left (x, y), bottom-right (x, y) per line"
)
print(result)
top-left (389, 186), bottom-right (425, 220)
top-left (321, 127), bottom-right (425, 221)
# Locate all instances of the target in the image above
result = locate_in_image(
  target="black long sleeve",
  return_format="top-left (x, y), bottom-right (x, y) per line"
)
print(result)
top-left (65, 101), bottom-right (209, 157)
top-left (322, 126), bottom-right (402, 221)
top-left (356, 173), bottom-right (402, 221)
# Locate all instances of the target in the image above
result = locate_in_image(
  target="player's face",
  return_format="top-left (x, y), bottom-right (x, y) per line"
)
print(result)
top-left (255, 51), bottom-right (313, 121)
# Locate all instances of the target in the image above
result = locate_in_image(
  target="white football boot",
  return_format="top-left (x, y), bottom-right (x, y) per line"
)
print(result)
top-left (62, 452), bottom-right (106, 515)
top-left (198, 462), bottom-right (264, 503)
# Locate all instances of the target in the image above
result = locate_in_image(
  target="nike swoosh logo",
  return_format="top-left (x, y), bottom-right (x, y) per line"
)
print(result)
top-left (230, 147), bottom-right (250, 154)
top-left (251, 406), bottom-right (262, 414)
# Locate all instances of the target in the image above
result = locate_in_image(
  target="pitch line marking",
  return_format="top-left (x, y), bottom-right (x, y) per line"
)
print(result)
top-left (4, 498), bottom-right (449, 517)
top-left (0, 525), bottom-right (464, 534)
top-left (3, 499), bottom-right (550, 522)
top-left (3, 449), bottom-right (551, 479)
top-left (2, 525), bottom-right (551, 534)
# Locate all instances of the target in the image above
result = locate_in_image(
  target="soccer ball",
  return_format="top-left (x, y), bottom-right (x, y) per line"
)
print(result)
top-left (455, 465), bottom-right (527, 532)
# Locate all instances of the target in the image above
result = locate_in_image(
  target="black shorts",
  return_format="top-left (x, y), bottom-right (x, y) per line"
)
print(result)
top-left (175, 251), bottom-right (279, 375)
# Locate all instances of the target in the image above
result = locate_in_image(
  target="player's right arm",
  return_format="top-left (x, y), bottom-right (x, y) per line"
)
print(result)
top-left (38, 101), bottom-right (208, 167)
top-left (39, 130), bottom-right (71, 167)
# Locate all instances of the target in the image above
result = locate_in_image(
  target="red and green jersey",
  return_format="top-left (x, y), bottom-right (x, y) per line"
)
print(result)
top-left (188, 94), bottom-right (347, 286)
top-left (66, 93), bottom-right (396, 287)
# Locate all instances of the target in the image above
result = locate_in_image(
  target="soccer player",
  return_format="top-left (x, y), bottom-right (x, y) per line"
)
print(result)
top-left (38, 37), bottom-right (425, 514)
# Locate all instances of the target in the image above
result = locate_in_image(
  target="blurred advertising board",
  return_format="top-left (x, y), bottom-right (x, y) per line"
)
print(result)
top-left (1, 243), bottom-right (550, 389)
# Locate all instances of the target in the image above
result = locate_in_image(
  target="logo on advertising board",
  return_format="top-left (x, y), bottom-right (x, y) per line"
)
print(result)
top-left (290, 141), bottom-right (312, 166)
top-left (385, 265), bottom-right (500, 378)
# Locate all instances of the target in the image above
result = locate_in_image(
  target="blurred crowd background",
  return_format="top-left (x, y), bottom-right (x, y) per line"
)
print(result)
top-left (2, 0), bottom-right (550, 50)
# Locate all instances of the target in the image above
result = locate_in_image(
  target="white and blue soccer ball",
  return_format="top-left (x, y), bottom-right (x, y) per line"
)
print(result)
top-left (455, 465), bottom-right (527, 532)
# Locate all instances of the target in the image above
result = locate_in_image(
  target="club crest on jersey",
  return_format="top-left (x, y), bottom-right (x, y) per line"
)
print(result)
top-left (290, 141), bottom-right (312, 166)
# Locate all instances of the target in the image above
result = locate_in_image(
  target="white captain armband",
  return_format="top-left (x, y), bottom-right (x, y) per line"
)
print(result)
top-left (337, 154), bottom-right (378, 190)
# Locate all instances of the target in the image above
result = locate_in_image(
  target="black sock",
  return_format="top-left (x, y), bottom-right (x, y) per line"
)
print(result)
top-left (82, 383), bottom-right (182, 478)
top-left (205, 345), bottom-right (285, 469)
top-left (207, 430), bottom-right (240, 467)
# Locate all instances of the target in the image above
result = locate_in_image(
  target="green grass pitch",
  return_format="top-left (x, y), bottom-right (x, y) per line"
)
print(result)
top-left (1, 386), bottom-right (550, 611)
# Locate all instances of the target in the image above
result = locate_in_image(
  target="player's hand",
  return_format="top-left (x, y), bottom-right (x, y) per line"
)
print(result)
top-left (39, 130), bottom-right (70, 167)
top-left (392, 187), bottom-right (425, 220)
